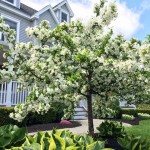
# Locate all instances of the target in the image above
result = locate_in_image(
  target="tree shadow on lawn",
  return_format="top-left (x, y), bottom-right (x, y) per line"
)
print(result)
top-left (27, 120), bottom-right (82, 133)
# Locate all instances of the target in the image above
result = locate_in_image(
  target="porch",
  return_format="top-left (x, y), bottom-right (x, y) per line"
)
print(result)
top-left (0, 81), bottom-right (30, 106)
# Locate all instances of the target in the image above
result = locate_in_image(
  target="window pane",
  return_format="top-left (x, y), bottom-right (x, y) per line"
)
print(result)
top-left (1, 19), bottom-right (17, 41)
top-left (5, 19), bottom-right (17, 30)
top-left (61, 12), bottom-right (67, 22)
top-left (6, 0), bottom-right (14, 4)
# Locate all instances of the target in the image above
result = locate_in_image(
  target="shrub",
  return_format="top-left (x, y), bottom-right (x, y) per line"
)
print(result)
top-left (96, 120), bottom-right (126, 138)
top-left (138, 113), bottom-right (150, 119)
top-left (93, 96), bottom-right (120, 119)
top-left (122, 114), bottom-right (135, 120)
top-left (137, 109), bottom-right (150, 115)
top-left (0, 106), bottom-right (64, 126)
top-left (119, 108), bottom-right (150, 118)
top-left (0, 107), bottom-right (21, 126)
top-left (120, 108), bottom-right (137, 117)
top-left (118, 135), bottom-right (150, 150)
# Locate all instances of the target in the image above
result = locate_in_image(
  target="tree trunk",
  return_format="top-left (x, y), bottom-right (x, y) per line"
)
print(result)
top-left (87, 93), bottom-right (94, 136)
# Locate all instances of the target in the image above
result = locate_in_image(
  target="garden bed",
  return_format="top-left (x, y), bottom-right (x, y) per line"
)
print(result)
top-left (114, 117), bottom-right (144, 125)
top-left (27, 120), bottom-right (81, 133)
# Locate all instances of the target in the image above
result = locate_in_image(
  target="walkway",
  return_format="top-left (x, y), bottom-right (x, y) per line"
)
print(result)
top-left (29, 119), bottom-right (132, 135)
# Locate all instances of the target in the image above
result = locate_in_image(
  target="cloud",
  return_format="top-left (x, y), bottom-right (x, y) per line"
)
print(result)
top-left (111, 1), bottom-right (143, 39)
top-left (21, 0), bottom-right (142, 39)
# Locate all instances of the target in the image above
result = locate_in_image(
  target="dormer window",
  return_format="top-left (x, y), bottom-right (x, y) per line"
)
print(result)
top-left (61, 12), bottom-right (67, 22)
top-left (61, 11), bottom-right (69, 23)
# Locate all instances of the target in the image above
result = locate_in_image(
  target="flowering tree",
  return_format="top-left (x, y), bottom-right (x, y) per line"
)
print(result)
top-left (0, 0), bottom-right (150, 135)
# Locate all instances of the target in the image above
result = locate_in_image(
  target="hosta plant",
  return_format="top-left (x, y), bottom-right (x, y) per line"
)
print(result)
top-left (122, 114), bottom-right (135, 121)
top-left (96, 120), bottom-right (126, 138)
top-left (138, 113), bottom-right (150, 119)
top-left (5, 129), bottom-right (113, 150)
top-left (0, 124), bottom-right (27, 149)
top-left (118, 135), bottom-right (150, 150)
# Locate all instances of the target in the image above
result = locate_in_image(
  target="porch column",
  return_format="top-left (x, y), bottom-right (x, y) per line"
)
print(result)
top-left (6, 80), bottom-right (12, 107)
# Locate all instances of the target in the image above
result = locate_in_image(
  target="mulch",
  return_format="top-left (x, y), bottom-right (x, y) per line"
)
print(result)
top-left (114, 117), bottom-right (144, 125)
top-left (27, 117), bottom-right (143, 133)
top-left (27, 120), bottom-right (81, 133)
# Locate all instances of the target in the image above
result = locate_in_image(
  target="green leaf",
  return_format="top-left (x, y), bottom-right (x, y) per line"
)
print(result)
top-left (34, 131), bottom-right (44, 144)
top-left (23, 143), bottom-right (41, 150)
top-left (10, 147), bottom-right (23, 150)
top-left (11, 127), bottom-right (27, 145)
top-left (52, 134), bottom-right (66, 150)
top-left (26, 136), bottom-right (35, 144)
top-left (0, 133), bottom-right (12, 147)
top-left (87, 141), bottom-right (105, 150)
top-left (66, 146), bottom-right (80, 150)
top-left (42, 137), bottom-right (51, 150)
top-left (49, 134), bottom-right (56, 150)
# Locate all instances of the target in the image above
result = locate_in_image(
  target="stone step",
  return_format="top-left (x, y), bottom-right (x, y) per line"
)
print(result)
top-left (73, 115), bottom-right (87, 120)
top-left (74, 107), bottom-right (87, 112)
top-left (74, 111), bottom-right (87, 116)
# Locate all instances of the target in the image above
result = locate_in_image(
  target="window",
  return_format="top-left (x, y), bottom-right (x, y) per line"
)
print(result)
top-left (0, 14), bottom-right (20, 42)
top-left (61, 12), bottom-right (68, 22)
top-left (1, 19), bottom-right (17, 41)
top-left (2, 0), bottom-right (17, 7)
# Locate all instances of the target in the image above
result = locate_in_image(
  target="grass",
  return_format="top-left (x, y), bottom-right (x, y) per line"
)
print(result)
top-left (125, 120), bottom-right (150, 139)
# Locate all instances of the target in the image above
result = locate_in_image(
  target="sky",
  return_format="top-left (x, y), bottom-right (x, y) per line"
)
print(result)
top-left (21, 0), bottom-right (150, 41)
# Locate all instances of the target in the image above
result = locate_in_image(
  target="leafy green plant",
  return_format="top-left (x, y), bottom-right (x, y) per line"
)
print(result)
top-left (118, 135), bottom-right (150, 150)
top-left (138, 113), bottom-right (150, 119)
top-left (122, 114), bottom-right (135, 120)
top-left (10, 129), bottom-right (112, 150)
top-left (96, 120), bottom-right (126, 138)
top-left (0, 106), bottom-right (64, 127)
top-left (93, 96), bottom-right (120, 119)
top-left (137, 109), bottom-right (150, 115)
top-left (120, 108), bottom-right (137, 117)
top-left (0, 124), bottom-right (27, 149)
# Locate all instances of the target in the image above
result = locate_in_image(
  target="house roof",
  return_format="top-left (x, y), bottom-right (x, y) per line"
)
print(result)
top-left (20, 3), bottom-right (37, 16)
top-left (31, 5), bottom-right (59, 24)
top-left (53, 0), bottom-right (74, 17)
top-left (0, 0), bottom-right (73, 20)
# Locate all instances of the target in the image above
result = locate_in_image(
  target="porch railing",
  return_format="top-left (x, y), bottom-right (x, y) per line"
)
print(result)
top-left (0, 81), bottom-right (31, 106)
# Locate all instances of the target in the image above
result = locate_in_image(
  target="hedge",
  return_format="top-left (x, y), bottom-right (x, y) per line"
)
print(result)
top-left (0, 105), bottom-right (64, 127)
top-left (120, 108), bottom-right (150, 117)
top-left (136, 109), bottom-right (150, 115)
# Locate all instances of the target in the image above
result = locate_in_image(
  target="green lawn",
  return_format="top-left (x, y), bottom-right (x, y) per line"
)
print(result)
top-left (125, 120), bottom-right (150, 139)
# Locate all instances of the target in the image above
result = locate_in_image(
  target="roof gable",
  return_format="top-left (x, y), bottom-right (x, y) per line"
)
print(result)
top-left (31, 5), bottom-right (59, 24)
top-left (53, 0), bottom-right (74, 17)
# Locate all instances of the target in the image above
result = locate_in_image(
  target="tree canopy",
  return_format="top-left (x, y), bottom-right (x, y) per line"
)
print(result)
top-left (0, 0), bottom-right (149, 135)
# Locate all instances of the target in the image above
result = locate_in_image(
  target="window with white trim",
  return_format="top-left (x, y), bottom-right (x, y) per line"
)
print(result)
top-left (61, 12), bottom-right (67, 22)
top-left (0, 14), bottom-right (20, 42)
top-left (3, 0), bottom-right (17, 6)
